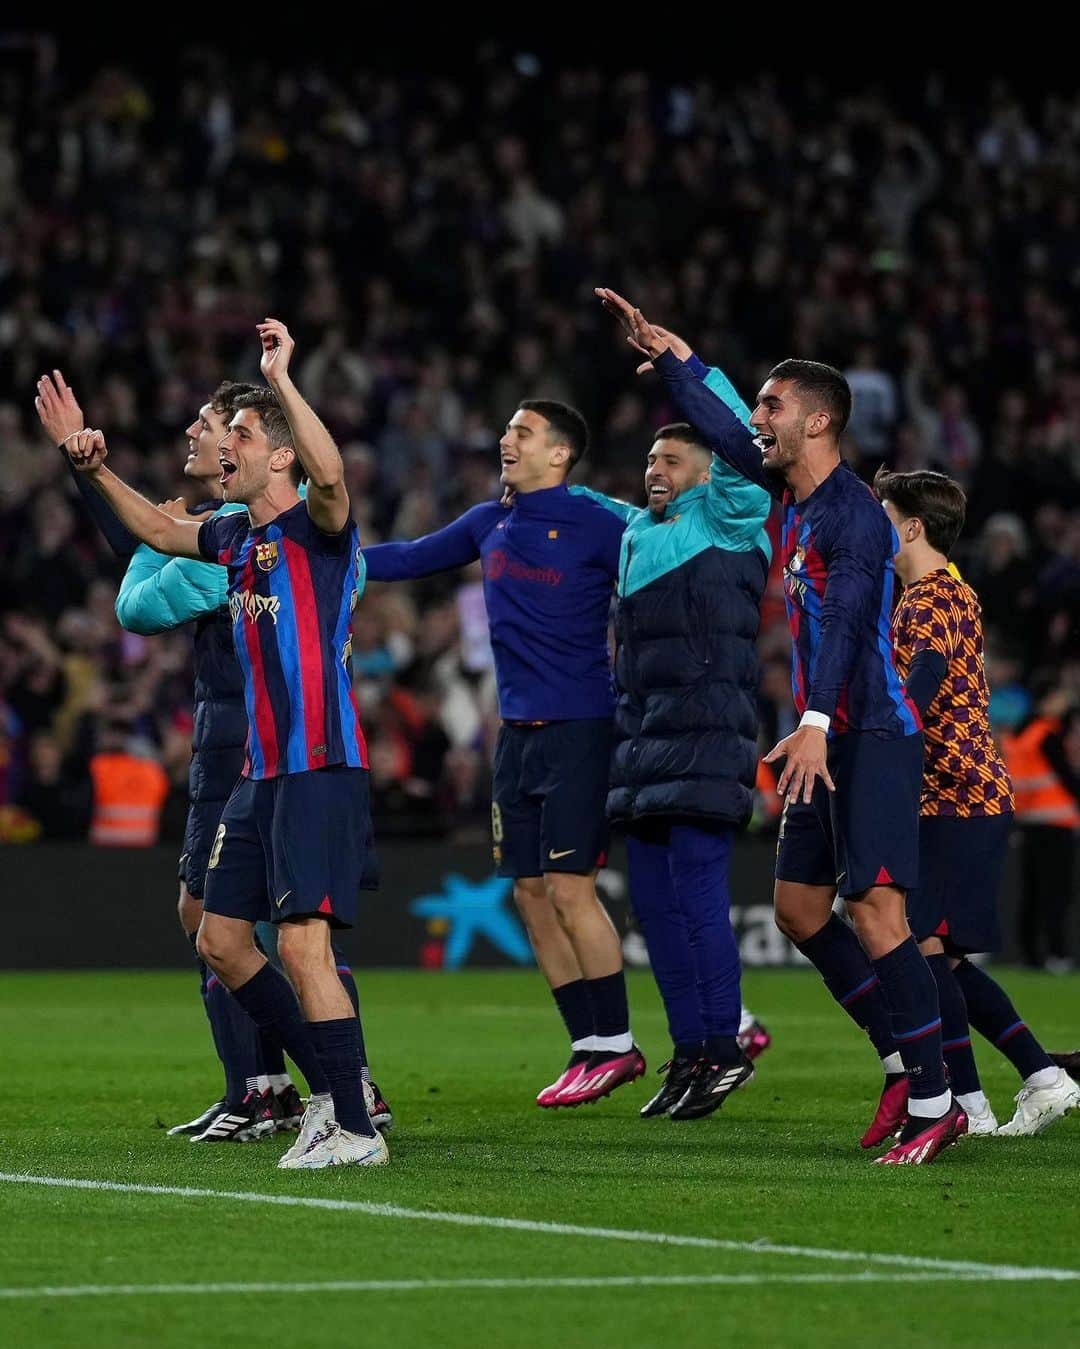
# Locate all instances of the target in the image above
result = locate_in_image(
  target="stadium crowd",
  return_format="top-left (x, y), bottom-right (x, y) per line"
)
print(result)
top-left (1, 49), bottom-right (1078, 949)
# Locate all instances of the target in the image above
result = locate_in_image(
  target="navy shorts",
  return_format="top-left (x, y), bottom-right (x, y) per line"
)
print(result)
top-left (178, 799), bottom-right (228, 899)
top-left (201, 765), bottom-right (378, 928)
top-left (775, 730), bottom-right (923, 899)
top-left (906, 812), bottom-right (1012, 953)
top-left (492, 719), bottom-right (612, 878)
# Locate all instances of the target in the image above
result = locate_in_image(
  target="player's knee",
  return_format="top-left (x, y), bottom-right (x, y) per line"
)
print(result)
top-left (513, 878), bottom-right (548, 922)
top-left (543, 872), bottom-right (591, 919)
top-left (773, 902), bottom-right (813, 945)
top-left (195, 924), bottom-right (225, 970)
top-left (276, 921), bottom-right (329, 977)
top-left (846, 898), bottom-right (909, 955)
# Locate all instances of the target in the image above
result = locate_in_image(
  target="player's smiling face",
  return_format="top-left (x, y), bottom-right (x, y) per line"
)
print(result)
top-left (645, 437), bottom-right (710, 516)
top-left (218, 408), bottom-right (273, 503)
top-left (750, 378), bottom-right (805, 473)
top-left (184, 403), bottom-right (229, 484)
top-left (499, 409), bottom-right (568, 491)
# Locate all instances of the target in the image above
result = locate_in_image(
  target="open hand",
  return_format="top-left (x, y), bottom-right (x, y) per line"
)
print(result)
top-left (594, 287), bottom-right (670, 361)
top-left (35, 370), bottom-right (85, 446)
top-left (65, 428), bottom-right (108, 473)
top-left (631, 325), bottom-right (693, 375)
top-left (258, 317), bottom-right (295, 383)
top-left (763, 725), bottom-right (836, 805)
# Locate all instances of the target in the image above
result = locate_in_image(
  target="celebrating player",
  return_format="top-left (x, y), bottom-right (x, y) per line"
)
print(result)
top-left (36, 370), bottom-right (392, 1143)
top-left (363, 401), bottom-right (646, 1108)
top-left (62, 319), bottom-right (384, 1169)
top-left (877, 467), bottom-right (1080, 1137)
top-left (595, 287), bottom-right (962, 1164)
top-left (571, 331), bottom-right (773, 1119)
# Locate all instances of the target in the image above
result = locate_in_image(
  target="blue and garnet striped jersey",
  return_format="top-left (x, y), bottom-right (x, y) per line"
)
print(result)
top-left (198, 502), bottom-right (369, 779)
top-left (654, 349), bottom-right (921, 739)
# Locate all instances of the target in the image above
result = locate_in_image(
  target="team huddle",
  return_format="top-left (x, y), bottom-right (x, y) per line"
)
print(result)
top-left (36, 287), bottom-right (1078, 1170)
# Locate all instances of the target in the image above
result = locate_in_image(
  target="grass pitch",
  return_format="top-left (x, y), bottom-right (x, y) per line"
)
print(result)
top-left (1, 967), bottom-right (1078, 1348)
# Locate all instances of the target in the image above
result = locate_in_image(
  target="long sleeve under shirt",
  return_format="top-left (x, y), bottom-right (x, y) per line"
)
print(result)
top-left (654, 348), bottom-right (921, 738)
top-left (362, 485), bottom-right (625, 722)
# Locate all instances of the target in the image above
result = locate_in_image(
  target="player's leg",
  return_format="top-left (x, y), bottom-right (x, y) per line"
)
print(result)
top-left (513, 874), bottom-right (598, 1106)
top-left (270, 767), bottom-right (385, 1170)
top-left (197, 781), bottom-right (337, 1150)
top-left (774, 790), bottom-right (901, 1096)
top-left (626, 822), bottom-right (707, 1117)
top-left (953, 957), bottom-right (1079, 1135)
top-left (837, 733), bottom-right (962, 1164)
top-left (166, 878), bottom-right (229, 1135)
top-left (536, 722), bottom-right (642, 1106)
top-left (494, 724), bottom-right (593, 1101)
top-left (664, 823), bottom-right (754, 1120)
top-left (173, 800), bottom-right (275, 1140)
top-left (543, 868), bottom-right (644, 1104)
top-left (918, 936), bottom-right (995, 1134)
top-left (331, 942), bottom-right (392, 1132)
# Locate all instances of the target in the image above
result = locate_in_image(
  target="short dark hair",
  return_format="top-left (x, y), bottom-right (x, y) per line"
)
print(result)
top-left (768, 359), bottom-right (852, 434)
top-left (654, 422), bottom-right (712, 456)
top-left (874, 468), bottom-right (967, 556)
top-left (209, 380), bottom-right (261, 422)
top-left (231, 388), bottom-right (303, 485)
top-left (517, 399), bottom-right (589, 470)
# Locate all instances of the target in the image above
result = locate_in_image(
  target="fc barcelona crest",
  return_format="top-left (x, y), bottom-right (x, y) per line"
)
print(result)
top-left (255, 540), bottom-right (280, 572)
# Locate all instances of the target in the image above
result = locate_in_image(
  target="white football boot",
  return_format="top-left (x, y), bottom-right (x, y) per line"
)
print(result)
top-left (282, 1121), bottom-right (389, 1170)
top-left (958, 1096), bottom-right (998, 1136)
top-left (277, 1092), bottom-right (335, 1168)
top-left (996, 1069), bottom-right (1080, 1137)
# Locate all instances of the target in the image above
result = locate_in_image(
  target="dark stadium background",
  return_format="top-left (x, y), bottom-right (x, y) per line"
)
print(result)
top-left (1, 33), bottom-right (1077, 969)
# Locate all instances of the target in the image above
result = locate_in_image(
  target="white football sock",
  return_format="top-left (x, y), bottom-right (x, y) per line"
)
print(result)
top-left (908, 1088), bottom-right (952, 1118)
top-left (1025, 1066), bottom-right (1061, 1090)
top-left (956, 1090), bottom-right (989, 1114)
top-left (571, 1036), bottom-right (596, 1053)
top-left (881, 1052), bottom-right (904, 1075)
top-left (592, 1032), bottom-right (634, 1053)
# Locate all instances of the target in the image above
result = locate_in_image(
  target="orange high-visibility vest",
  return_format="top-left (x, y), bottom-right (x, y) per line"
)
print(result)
top-left (1004, 718), bottom-right (1080, 830)
top-left (89, 753), bottom-right (170, 847)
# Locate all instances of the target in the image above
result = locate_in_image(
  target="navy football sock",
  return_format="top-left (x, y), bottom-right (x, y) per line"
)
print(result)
top-left (796, 915), bottom-right (898, 1062)
top-left (552, 979), bottom-right (595, 1048)
top-left (308, 1018), bottom-right (374, 1137)
top-left (586, 971), bottom-right (631, 1050)
top-left (230, 963), bottom-right (331, 1096)
top-left (333, 953), bottom-right (370, 1076)
top-left (257, 1028), bottom-right (288, 1078)
top-left (953, 959), bottom-right (1054, 1080)
top-left (192, 934), bottom-right (228, 1096)
top-left (205, 973), bottom-right (263, 1105)
top-left (872, 938), bottom-right (948, 1109)
top-left (926, 954), bottom-right (981, 1098)
top-left (704, 1034), bottom-right (742, 1066)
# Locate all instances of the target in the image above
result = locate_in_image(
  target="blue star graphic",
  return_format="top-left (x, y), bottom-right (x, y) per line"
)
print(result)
top-left (410, 873), bottom-right (534, 970)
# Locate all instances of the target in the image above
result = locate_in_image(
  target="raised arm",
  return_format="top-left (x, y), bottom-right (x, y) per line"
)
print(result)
top-left (63, 431), bottom-right (203, 558)
top-left (258, 318), bottom-right (349, 535)
top-left (36, 370), bottom-right (139, 557)
top-left (362, 505), bottom-right (487, 582)
top-left (595, 287), bottom-right (780, 498)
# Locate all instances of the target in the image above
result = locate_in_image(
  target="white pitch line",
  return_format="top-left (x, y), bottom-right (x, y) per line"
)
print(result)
top-left (2, 1173), bottom-right (1077, 1284)
top-left (0, 1270), bottom-right (1072, 1301)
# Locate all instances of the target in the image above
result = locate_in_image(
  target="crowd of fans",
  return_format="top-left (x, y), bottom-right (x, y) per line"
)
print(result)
top-left (1, 48), bottom-right (1079, 878)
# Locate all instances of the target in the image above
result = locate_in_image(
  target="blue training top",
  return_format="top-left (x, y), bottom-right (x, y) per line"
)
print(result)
top-left (362, 485), bottom-right (625, 722)
top-left (653, 348), bottom-right (921, 739)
